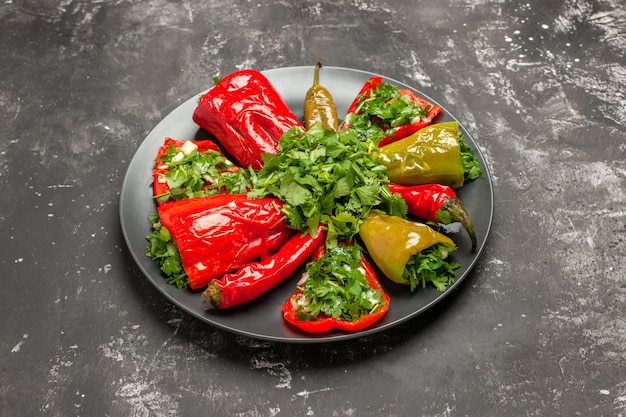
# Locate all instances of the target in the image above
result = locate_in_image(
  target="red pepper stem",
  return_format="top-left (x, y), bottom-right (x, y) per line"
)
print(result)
top-left (438, 197), bottom-right (477, 252)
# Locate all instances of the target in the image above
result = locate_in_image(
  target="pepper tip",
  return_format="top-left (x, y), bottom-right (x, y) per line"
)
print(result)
top-left (441, 197), bottom-right (477, 252)
top-left (202, 282), bottom-right (222, 308)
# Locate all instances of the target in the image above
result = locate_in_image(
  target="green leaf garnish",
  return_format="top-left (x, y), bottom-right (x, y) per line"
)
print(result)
top-left (345, 81), bottom-right (429, 144)
top-left (296, 245), bottom-right (384, 321)
top-left (145, 213), bottom-right (188, 288)
top-left (155, 143), bottom-right (252, 202)
top-left (458, 134), bottom-right (483, 182)
top-left (248, 124), bottom-right (405, 245)
top-left (403, 244), bottom-right (461, 292)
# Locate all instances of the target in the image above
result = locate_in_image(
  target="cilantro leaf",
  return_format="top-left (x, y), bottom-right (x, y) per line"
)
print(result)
top-left (346, 81), bottom-right (430, 145)
top-left (145, 213), bottom-right (189, 288)
top-left (249, 124), bottom-right (396, 245)
top-left (458, 134), bottom-right (483, 182)
top-left (403, 244), bottom-right (460, 292)
top-left (155, 144), bottom-right (252, 203)
top-left (296, 245), bottom-right (385, 321)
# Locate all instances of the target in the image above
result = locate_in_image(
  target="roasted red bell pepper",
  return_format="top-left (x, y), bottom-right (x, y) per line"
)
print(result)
top-left (281, 242), bottom-right (390, 333)
top-left (389, 183), bottom-right (477, 252)
top-left (192, 70), bottom-right (303, 170)
top-left (340, 76), bottom-right (442, 147)
top-left (157, 194), bottom-right (294, 290)
top-left (152, 138), bottom-right (238, 204)
top-left (203, 225), bottom-right (327, 309)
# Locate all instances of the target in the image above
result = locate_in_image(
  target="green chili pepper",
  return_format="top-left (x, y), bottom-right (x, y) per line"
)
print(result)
top-left (304, 61), bottom-right (339, 131)
top-left (376, 121), bottom-right (466, 188)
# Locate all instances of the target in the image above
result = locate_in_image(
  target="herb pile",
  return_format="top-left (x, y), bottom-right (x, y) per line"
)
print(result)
top-left (343, 81), bottom-right (430, 143)
top-left (248, 123), bottom-right (406, 245)
top-left (403, 244), bottom-right (460, 292)
top-left (146, 214), bottom-right (187, 288)
top-left (294, 245), bottom-right (385, 321)
top-left (458, 135), bottom-right (483, 182)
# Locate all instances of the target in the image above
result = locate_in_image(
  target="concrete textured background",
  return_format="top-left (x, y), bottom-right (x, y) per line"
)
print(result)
top-left (1, 0), bottom-right (624, 416)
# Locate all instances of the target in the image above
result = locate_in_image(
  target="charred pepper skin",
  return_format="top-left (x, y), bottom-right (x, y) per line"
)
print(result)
top-left (388, 183), bottom-right (477, 252)
top-left (204, 225), bottom-right (327, 309)
top-left (192, 70), bottom-right (303, 170)
top-left (157, 194), bottom-right (294, 290)
top-left (304, 61), bottom-right (339, 131)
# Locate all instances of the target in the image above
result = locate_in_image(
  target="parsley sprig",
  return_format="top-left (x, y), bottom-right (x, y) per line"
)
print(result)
top-left (403, 243), bottom-right (460, 292)
top-left (145, 213), bottom-right (188, 288)
top-left (344, 81), bottom-right (429, 144)
top-left (155, 144), bottom-right (252, 203)
top-left (458, 134), bottom-right (483, 181)
top-left (248, 124), bottom-right (406, 244)
top-left (295, 245), bottom-right (385, 321)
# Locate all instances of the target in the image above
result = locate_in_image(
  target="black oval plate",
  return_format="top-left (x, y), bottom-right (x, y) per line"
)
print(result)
top-left (119, 66), bottom-right (494, 343)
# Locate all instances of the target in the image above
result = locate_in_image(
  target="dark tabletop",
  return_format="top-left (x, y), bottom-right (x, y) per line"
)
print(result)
top-left (2, 1), bottom-right (625, 416)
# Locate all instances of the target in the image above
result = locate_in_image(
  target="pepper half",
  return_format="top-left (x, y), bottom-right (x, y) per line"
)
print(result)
top-left (376, 121), bottom-right (465, 188)
top-left (358, 212), bottom-right (456, 286)
top-left (157, 194), bottom-right (294, 290)
top-left (281, 243), bottom-right (390, 333)
top-left (192, 70), bottom-right (303, 169)
top-left (340, 76), bottom-right (442, 146)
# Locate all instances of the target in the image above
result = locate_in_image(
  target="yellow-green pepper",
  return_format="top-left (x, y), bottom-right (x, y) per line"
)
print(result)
top-left (304, 61), bottom-right (338, 131)
top-left (376, 121), bottom-right (465, 188)
top-left (358, 212), bottom-right (456, 285)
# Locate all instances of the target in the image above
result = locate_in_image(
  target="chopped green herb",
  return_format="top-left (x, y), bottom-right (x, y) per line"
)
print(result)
top-left (296, 245), bottom-right (384, 321)
top-left (155, 144), bottom-right (252, 203)
top-left (145, 213), bottom-right (188, 288)
top-left (458, 134), bottom-right (483, 181)
top-left (248, 124), bottom-right (406, 244)
top-left (344, 80), bottom-right (429, 145)
top-left (403, 243), bottom-right (461, 292)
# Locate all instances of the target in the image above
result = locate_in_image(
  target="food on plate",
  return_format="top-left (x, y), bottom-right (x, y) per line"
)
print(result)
top-left (303, 61), bottom-right (338, 131)
top-left (203, 225), bottom-right (326, 309)
top-left (248, 123), bottom-right (406, 244)
top-left (147, 194), bottom-right (294, 290)
top-left (192, 69), bottom-right (303, 170)
top-left (359, 212), bottom-right (460, 292)
top-left (143, 66), bottom-right (484, 333)
top-left (340, 76), bottom-right (442, 146)
top-left (376, 121), bottom-right (482, 188)
top-left (152, 138), bottom-right (251, 204)
top-left (388, 183), bottom-right (477, 251)
top-left (281, 243), bottom-right (390, 333)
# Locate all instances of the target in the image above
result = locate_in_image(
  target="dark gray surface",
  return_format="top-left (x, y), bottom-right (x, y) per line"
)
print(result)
top-left (1, 0), bottom-right (624, 416)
